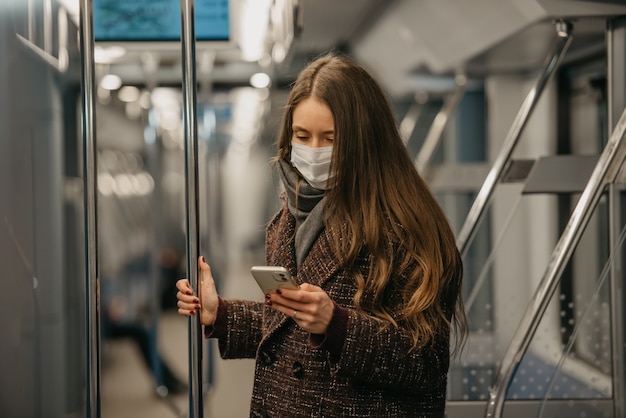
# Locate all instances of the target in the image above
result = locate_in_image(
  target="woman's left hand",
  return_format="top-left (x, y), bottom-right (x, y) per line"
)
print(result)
top-left (267, 283), bottom-right (334, 334)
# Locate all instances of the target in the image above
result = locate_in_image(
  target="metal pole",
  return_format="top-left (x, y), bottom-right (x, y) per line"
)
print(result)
top-left (78, 0), bottom-right (100, 417)
top-left (607, 17), bottom-right (626, 418)
top-left (415, 74), bottom-right (467, 175)
top-left (456, 21), bottom-right (573, 257)
top-left (180, 1), bottom-right (203, 417)
top-left (399, 92), bottom-right (428, 145)
top-left (485, 105), bottom-right (626, 418)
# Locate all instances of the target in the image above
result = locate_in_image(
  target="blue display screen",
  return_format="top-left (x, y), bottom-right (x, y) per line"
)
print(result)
top-left (94, 0), bottom-right (230, 42)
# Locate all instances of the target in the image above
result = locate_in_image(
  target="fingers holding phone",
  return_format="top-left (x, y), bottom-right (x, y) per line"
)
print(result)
top-left (258, 275), bottom-right (334, 334)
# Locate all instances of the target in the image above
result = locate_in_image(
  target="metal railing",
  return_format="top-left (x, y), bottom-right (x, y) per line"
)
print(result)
top-left (415, 74), bottom-right (467, 176)
top-left (78, 1), bottom-right (100, 417)
top-left (180, 0), bottom-right (204, 417)
top-left (485, 105), bottom-right (626, 418)
top-left (456, 21), bottom-right (573, 257)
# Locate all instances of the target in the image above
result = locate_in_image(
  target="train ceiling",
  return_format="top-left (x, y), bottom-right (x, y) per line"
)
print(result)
top-left (92, 0), bottom-right (626, 97)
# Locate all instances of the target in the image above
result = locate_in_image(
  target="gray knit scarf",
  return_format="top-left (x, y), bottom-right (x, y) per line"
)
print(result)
top-left (276, 159), bottom-right (326, 267)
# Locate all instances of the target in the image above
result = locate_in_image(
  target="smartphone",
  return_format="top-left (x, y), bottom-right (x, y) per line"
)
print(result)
top-left (251, 266), bottom-right (299, 294)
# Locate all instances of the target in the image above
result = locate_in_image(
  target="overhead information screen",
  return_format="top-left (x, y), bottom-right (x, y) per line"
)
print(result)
top-left (94, 0), bottom-right (230, 42)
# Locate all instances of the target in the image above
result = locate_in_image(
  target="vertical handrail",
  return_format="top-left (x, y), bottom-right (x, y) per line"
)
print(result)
top-left (180, 0), bottom-right (204, 417)
top-left (415, 75), bottom-right (467, 175)
top-left (485, 106), bottom-right (626, 418)
top-left (79, 0), bottom-right (100, 417)
top-left (399, 92), bottom-right (428, 145)
top-left (607, 18), bottom-right (626, 418)
top-left (456, 21), bottom-right (573, 257)
top-left (608, 181), bottom-right (624, 417)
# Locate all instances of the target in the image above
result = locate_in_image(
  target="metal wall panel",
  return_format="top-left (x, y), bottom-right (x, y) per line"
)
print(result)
top-left (0, 1), bottom-right (84, 416)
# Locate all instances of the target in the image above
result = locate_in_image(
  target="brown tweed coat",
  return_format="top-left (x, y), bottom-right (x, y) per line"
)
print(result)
top-left (217, 205), bottom-right (450, 417)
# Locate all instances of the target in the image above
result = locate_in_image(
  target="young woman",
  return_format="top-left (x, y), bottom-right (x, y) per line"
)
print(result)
top-left (176, 52), bottom-right (467, 417)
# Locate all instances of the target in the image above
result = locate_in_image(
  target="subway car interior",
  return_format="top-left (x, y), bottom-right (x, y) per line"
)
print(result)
top-left (3, 0), bottom-right (626, 417)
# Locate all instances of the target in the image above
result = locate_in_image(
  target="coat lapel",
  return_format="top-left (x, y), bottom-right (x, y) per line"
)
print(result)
top-left (297, 226), bottom-right (342, 288)
top-left (262, 209), bottom-right (343, 338)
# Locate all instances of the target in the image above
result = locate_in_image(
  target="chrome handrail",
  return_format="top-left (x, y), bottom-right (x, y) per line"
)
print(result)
top-left (456, 21), bottom-right (573, 257)
top-left (399, 92), bottom-right (428, 145)
top-left (607, 18), bottom-right (626, 418)
top-left (485, 105), bottom-right (626, 418)
top-left (79, 0), bottom-right (100, 416)
top-left (415, 74), bottom-right (467, 176)
top-left (180, 0), bottom-right (204, 417)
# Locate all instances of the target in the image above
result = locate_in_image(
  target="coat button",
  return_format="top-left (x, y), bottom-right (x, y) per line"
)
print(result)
top-left (292, 361), bottom-right (304, 378)
top-left (260, 350), bottom-right (275, 366)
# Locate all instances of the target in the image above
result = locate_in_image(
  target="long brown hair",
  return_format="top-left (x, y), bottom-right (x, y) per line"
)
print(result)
top-left (275, 52), bottom-right (467, 353)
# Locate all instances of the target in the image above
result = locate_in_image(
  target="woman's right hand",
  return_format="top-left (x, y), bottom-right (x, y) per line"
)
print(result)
top-left (176, 256), bottom-right (219, 326)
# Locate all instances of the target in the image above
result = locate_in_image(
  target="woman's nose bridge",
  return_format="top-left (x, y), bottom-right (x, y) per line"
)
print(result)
top-left (310, 136), bottom-right (324, 148)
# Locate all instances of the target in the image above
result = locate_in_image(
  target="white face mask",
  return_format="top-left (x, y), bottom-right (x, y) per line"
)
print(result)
top-left (290, 142), bottom-right (333, 190)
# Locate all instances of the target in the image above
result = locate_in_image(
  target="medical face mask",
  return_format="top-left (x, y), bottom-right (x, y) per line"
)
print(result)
top-left (290, 142), bottom-right (333, 190)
